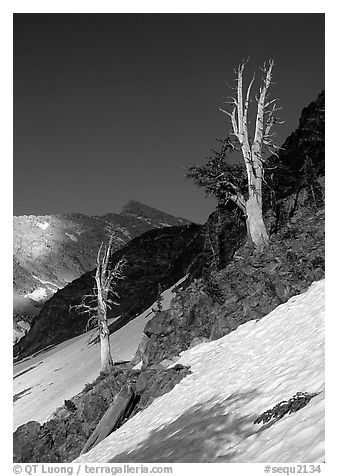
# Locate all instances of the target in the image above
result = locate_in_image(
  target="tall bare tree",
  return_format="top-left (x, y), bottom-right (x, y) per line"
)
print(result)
top-left (218, 59), bottom-right (283, 251)
top-left (73, 238), bottom-right (126, 374)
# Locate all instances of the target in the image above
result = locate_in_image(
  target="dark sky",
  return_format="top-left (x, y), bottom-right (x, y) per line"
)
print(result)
top-left (14, 13), bottom-right (324, 223)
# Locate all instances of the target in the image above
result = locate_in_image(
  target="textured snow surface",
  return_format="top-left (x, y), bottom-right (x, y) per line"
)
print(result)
top-left (75, 280), bottom-right (325, 464)
top-left (13, 321), bottom-right (30, 343)
top-left (13, 278), bottom-right (186, 430)
top-left (36, 222), bottom-right (50, 230)
top-left (32, 275), bottom-right (59, 290)
top-left (24, 287), bottom-right (48, 302)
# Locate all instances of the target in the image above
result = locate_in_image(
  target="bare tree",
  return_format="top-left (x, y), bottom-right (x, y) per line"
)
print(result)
top-left (218, 59), bottom-right (283, 251)
top-left (73, 238), bottom-right (126, 374)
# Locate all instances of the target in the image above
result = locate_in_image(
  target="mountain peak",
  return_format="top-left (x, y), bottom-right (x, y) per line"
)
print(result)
top-left (121, 200), bottom-right (165, 215)
top-left (121, 200), bottom-right (191, 225)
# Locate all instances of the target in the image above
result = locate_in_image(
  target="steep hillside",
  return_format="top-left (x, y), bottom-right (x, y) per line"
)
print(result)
top-left (13, 201), bottom-right (190, 340)
top-left (13, 91), bottom-right (325, 464)
top-left (136, 196), bottom-right (324, 367)
top-left (14, 278), bottom-right (325, 463)
top-left (264, 90), bottom-right (324, 205)
top-left (13, 197), bottom-right (324, 462)
top-left (14, 224), bottom-right (203, 358)
top-left (74, 279), bottom-right (324, 463)
top-left (13, 278), bottom-right (187, 431)
top-left (14, 91), bottom-right (324, 355)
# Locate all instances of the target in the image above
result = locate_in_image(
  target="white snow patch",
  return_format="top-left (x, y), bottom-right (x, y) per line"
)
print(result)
top-left (65, 232), bottom-right (78, 242)
top-left (32, 275), bottom-right (59, 289)
top-left (134, 216), bottom-right (152, 224)
top-left (17, 320), bottom-right (30, 332)
top-left (25, 287), bottom-right (47, 302)
top-left (133, 360), bottom-right (143, 370)
top-left (37, 222), bottom-right (50, 230)
top-left (13, 321), bottom-right (30, 343)
top-left (75, 280), bottom-right (324, 464)
top-left (13, 329), bottom-right (23, 344)
top-left (13, 278), bottom-right (186, 430)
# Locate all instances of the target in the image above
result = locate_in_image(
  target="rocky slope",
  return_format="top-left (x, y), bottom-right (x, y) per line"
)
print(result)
top-left (265, 90), bottom-right (324, 202)
top-left (13, 201), bottom-right (190, 341)
top-left (13, 196), bottom-right (325, 463)
top-left (133, 87), bottom-right (325, 364)
top-left (13, 92), bottom-right (325, 463)
top-left (14, 258), bottom-right (325, 463)
top-left (14, 223), bottom-right (204, 358)
top-left (135, 200), bottom-right (324, 368)
top-left (74, 279), bottom-right (324, 464)
top-left (14, 91), bottom-right (324, 356)
top-left (14, 362), bottom-right (191, 463)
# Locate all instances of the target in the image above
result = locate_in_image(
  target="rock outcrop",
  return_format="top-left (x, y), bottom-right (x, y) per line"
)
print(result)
top-left (13, 363), bottom-right (191, 463)
top-left (136, 202), bottom-right (324, 366)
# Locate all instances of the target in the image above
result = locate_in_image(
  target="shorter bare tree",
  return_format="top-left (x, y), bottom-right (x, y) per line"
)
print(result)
top-left (73, 238), bottom-right (127, 374)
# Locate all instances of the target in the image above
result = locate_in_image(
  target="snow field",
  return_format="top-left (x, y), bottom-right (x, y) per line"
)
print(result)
top-left (13, 321), bottom-right (30, 344)
top-left (13, 277), bottom-right (187, 430)
top-left (74, 279), bottom-right (324, 463)
top-left (37, 222), bottom-right (50, 230)
top-left (24, 287), bottom-right (48, 302)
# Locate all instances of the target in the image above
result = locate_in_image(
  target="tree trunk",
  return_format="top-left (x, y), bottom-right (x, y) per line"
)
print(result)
top-left (246, 192), bottom-right (269, 252)
top-left (244, 152), bottom-right (269, 252)
top-left (99, 316), bottom-right (114, 374)
top-left (80, 385), bottom-right (135, 455)
top-left (222, 60), bottom-right (276, 254)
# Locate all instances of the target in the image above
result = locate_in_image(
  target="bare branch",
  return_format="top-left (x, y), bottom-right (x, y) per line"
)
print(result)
top-left (219, 107), bottom-right (233, 117)
top-left (253, 59), bottom-right (274, 155)
top-left (225, 96), bottom-right (238, 105)
top-left (243, 72), bottom-right (255, 147)
top-left (85, 315), bottom-right (98, 331)
top-left (228, 193), bottom-right (246, 215)
top-left (268, 148), bottom-right (280, 158)
top-left (264, 98), bottom-right (278, 109)
top-left (236, 62), bottom-right (245, 141)
top-left (224, 80), bottom-right (236, 91)
top-left (230, 107), bottom-right (239, 137)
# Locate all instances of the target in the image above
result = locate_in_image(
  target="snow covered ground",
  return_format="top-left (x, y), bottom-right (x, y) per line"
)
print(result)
top-left (74, 279), bottom-right (325, 464)
top-left (13, 320), bottom-right (30, 344)
top-left (24, 287), bottom-right (48, 302)
top-left (13, 277), bottom-right (187, 430)
top-left (36, 221), bottom-right (50, 230)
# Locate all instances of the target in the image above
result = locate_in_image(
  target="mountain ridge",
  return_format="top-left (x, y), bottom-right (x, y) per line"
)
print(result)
top-left (13, 201), bottom-right (191, 342)
top-left (14, 91), bottom-right (325, 354)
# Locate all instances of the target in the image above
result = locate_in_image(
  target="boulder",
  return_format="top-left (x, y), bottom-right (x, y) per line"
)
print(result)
top-left (13, 421), bottom-right (41, 462)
